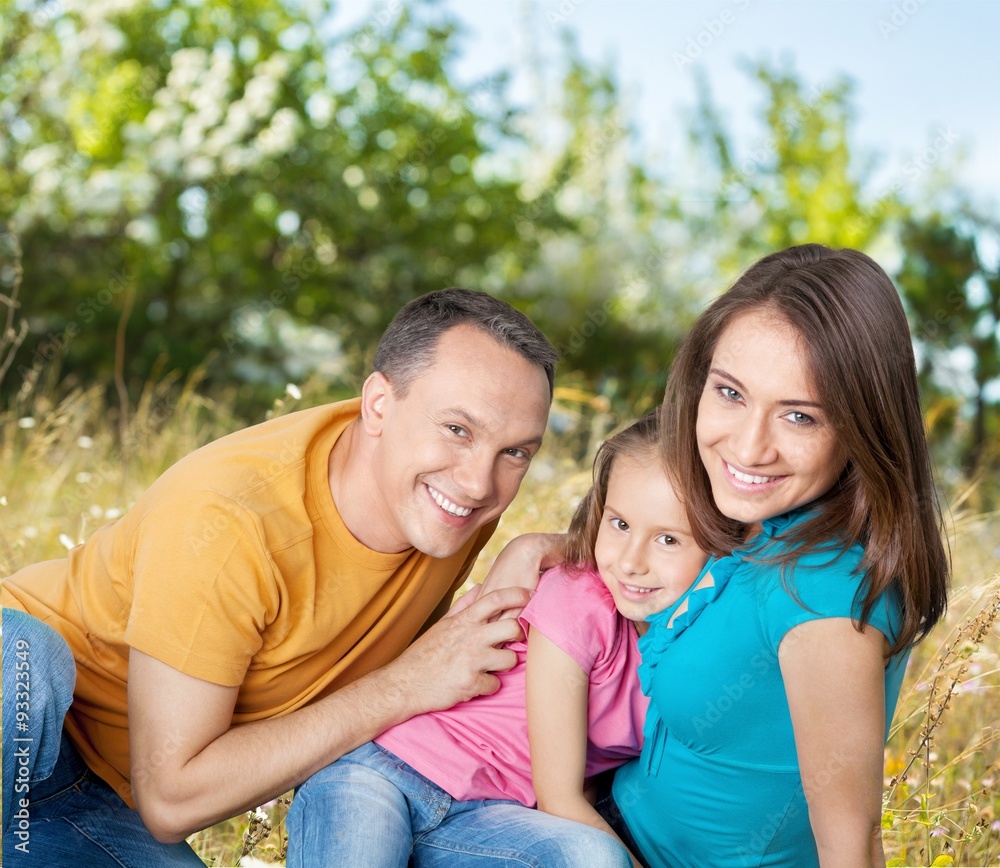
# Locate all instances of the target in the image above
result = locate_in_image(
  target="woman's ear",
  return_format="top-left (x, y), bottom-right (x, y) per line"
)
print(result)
top-left (360, 371), bottom-right (392, 437)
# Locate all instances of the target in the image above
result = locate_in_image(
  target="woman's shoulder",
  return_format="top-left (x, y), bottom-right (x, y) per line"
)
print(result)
top-left (749, 521), bottom-right (904, 647)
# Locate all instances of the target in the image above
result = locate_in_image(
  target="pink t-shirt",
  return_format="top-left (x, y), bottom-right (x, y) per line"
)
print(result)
top-left (374, 565), bottom-right (648, 806)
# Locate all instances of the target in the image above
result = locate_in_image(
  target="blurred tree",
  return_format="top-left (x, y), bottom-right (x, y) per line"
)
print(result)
top-left (686, 61), bottom-right (892, 274)
top-left (896, 212), bottom-right (1000, 481)
top-left (2, 0), bottom-right (994, 486)
top-left (0, 0), bottom-right (564, 408)
top-left (512, 30), bottom-right (699, 425)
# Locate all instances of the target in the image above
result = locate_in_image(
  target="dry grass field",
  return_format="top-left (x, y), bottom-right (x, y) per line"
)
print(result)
top-left (1, 376), bottom-right (996, 867)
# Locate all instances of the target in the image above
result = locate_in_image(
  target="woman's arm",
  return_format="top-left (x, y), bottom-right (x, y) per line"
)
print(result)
top-left (780, 618), bottom-right (888, 868)
top-left (526, 627), bottom-right (642, 867)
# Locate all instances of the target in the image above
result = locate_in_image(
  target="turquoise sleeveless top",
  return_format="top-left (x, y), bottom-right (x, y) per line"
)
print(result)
top-left (613, 509), bottom-right (907, 868)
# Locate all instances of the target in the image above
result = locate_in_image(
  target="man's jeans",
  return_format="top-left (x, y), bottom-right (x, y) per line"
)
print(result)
top-left (286, 741), bottom-right (632, 867)
top-left (2, 608), bottom-right (203, 867)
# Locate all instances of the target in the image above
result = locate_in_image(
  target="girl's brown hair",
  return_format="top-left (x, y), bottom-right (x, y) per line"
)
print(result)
top-left (563, 412), bottom-right (660, 569)
top-left (661, 243), bottom-right (949, 656)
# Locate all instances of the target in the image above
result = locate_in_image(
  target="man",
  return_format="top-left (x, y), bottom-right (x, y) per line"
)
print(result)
top-left (2, 288), bottom-right (556, 866)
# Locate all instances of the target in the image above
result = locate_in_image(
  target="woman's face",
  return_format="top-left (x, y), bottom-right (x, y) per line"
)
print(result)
top-left (695, 309), bottom-right (847, 525)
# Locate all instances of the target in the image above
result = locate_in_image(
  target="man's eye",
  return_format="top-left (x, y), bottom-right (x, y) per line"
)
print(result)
top-left (504, 447), bottom-right (530, 460)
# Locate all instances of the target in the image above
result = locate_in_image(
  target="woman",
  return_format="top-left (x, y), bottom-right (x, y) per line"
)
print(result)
top-left (599, 244), bottom-right (949, 867)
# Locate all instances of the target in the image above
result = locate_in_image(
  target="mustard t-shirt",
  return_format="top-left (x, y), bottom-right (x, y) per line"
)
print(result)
top-left (2, 399), bottom-right (496, 807)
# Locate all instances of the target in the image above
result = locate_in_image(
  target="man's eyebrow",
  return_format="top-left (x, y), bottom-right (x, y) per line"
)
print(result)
top-left (443, 408), bottom-right (486, 430)
top-left (709, 367), bottom-right (824, 409)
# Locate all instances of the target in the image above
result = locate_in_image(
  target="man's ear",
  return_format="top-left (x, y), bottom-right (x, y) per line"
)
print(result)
top-left (360, 371), bottom-right (393, 437)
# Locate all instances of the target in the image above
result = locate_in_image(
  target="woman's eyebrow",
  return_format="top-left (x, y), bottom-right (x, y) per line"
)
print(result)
top-left (709, 367), bottom-right (823, 408)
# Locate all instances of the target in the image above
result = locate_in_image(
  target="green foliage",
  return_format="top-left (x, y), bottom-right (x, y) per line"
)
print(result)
top-left (1, 0), bottom-right (563, 409)
top-left (687, 62), bottom-right (890, 270)
top-left (896, 213), bottom-right (1000, 483)
top-left (1, 0), bottom-right (995, 483)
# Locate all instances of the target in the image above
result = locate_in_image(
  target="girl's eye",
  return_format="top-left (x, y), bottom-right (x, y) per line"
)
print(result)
top-left (610, 518), bottom-right (629, 532)
top-left (656, 534), bottom-right (679, 546)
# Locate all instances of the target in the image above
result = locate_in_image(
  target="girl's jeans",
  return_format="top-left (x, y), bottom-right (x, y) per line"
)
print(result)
top-left (286, 741), bottom-right (632, 867)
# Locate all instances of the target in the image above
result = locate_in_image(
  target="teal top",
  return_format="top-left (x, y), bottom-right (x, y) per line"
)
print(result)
top-left (613, 509), bottom-right (907, 868)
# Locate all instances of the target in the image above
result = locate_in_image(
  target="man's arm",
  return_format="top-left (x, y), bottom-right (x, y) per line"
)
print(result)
top-left (128, 585), bottom-right (531, 843)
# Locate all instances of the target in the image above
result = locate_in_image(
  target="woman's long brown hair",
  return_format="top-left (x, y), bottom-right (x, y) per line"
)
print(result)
top-left (661, 244), bottom-right (949, 656)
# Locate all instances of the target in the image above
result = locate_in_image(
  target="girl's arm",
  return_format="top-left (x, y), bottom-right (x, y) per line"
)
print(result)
top-left (526, 627), bottom-right (642, 867)
top-left (780, 618), bottom-right (888, 868)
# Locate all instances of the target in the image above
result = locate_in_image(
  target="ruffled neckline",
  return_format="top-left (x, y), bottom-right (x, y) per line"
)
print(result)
top-left (636, 509), bottom-right (805, 773)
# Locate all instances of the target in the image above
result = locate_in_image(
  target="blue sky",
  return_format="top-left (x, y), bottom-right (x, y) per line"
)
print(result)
top-left (329, 0), bottom-right (999, 211)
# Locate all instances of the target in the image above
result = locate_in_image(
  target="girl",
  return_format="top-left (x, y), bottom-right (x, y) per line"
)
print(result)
top-left (602, 244), bottom-right (950, 867)
top-left (286, 414), bottom-right (708, 867)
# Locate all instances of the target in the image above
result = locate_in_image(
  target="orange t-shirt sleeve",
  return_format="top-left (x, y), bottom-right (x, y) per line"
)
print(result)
top-left (124, 493), bottom-right (277, 687)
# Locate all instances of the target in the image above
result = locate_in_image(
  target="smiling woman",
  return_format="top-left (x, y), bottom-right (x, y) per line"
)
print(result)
top-left (604, 244), bottom-right (951, 868)
top-left (695, 309), bottom-right (846, 528)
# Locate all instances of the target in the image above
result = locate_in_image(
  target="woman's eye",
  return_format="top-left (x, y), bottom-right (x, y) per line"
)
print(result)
top-left (717, 385), bottom-right (742, 403)
top-left (784, 411), bottom-right (816, 426)
top-left (447, 424), bottom-right (468, 437)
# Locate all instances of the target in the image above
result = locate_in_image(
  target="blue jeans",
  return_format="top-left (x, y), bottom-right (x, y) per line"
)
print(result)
top-left (286, 741), bottom-right (632, 867)
top-left (2, 608), bottom-right (204, 867)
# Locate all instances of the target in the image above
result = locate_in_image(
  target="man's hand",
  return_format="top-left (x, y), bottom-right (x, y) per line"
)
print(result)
top-left (383, 585), bottom-right (532, 718)
top-left (128, 589), bottom-right (529, 844)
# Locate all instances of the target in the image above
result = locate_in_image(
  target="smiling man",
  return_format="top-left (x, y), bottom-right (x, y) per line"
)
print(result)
top-left (2, 289), bottom-right (556, 867)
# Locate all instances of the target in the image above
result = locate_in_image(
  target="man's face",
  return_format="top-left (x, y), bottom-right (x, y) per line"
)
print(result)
top-left (364, 324), bottom-right (551, 557)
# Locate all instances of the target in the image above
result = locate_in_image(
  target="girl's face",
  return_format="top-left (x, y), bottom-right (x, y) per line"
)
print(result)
top-left (594, 455), bottom-right (708, 634)
top-left (696, 309), bottom-right (847, 526)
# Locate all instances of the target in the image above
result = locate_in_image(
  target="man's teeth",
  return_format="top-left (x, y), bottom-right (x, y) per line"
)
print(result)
top-left (428, 486), bottom-right (473, 517)
top-left (726, 463), bottom-right (776, 485)
top-left (623, 584), bottom-right (657, 595)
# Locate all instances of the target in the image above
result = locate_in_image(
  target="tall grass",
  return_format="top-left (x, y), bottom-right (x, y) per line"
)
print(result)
top-left (1, 377), bottom-right (997, 866)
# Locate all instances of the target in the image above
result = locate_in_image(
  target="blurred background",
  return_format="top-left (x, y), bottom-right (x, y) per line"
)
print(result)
top-left (1, 1), bottom-right (998, 865)
top-left (1, 0), bottom-right (998, 485)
